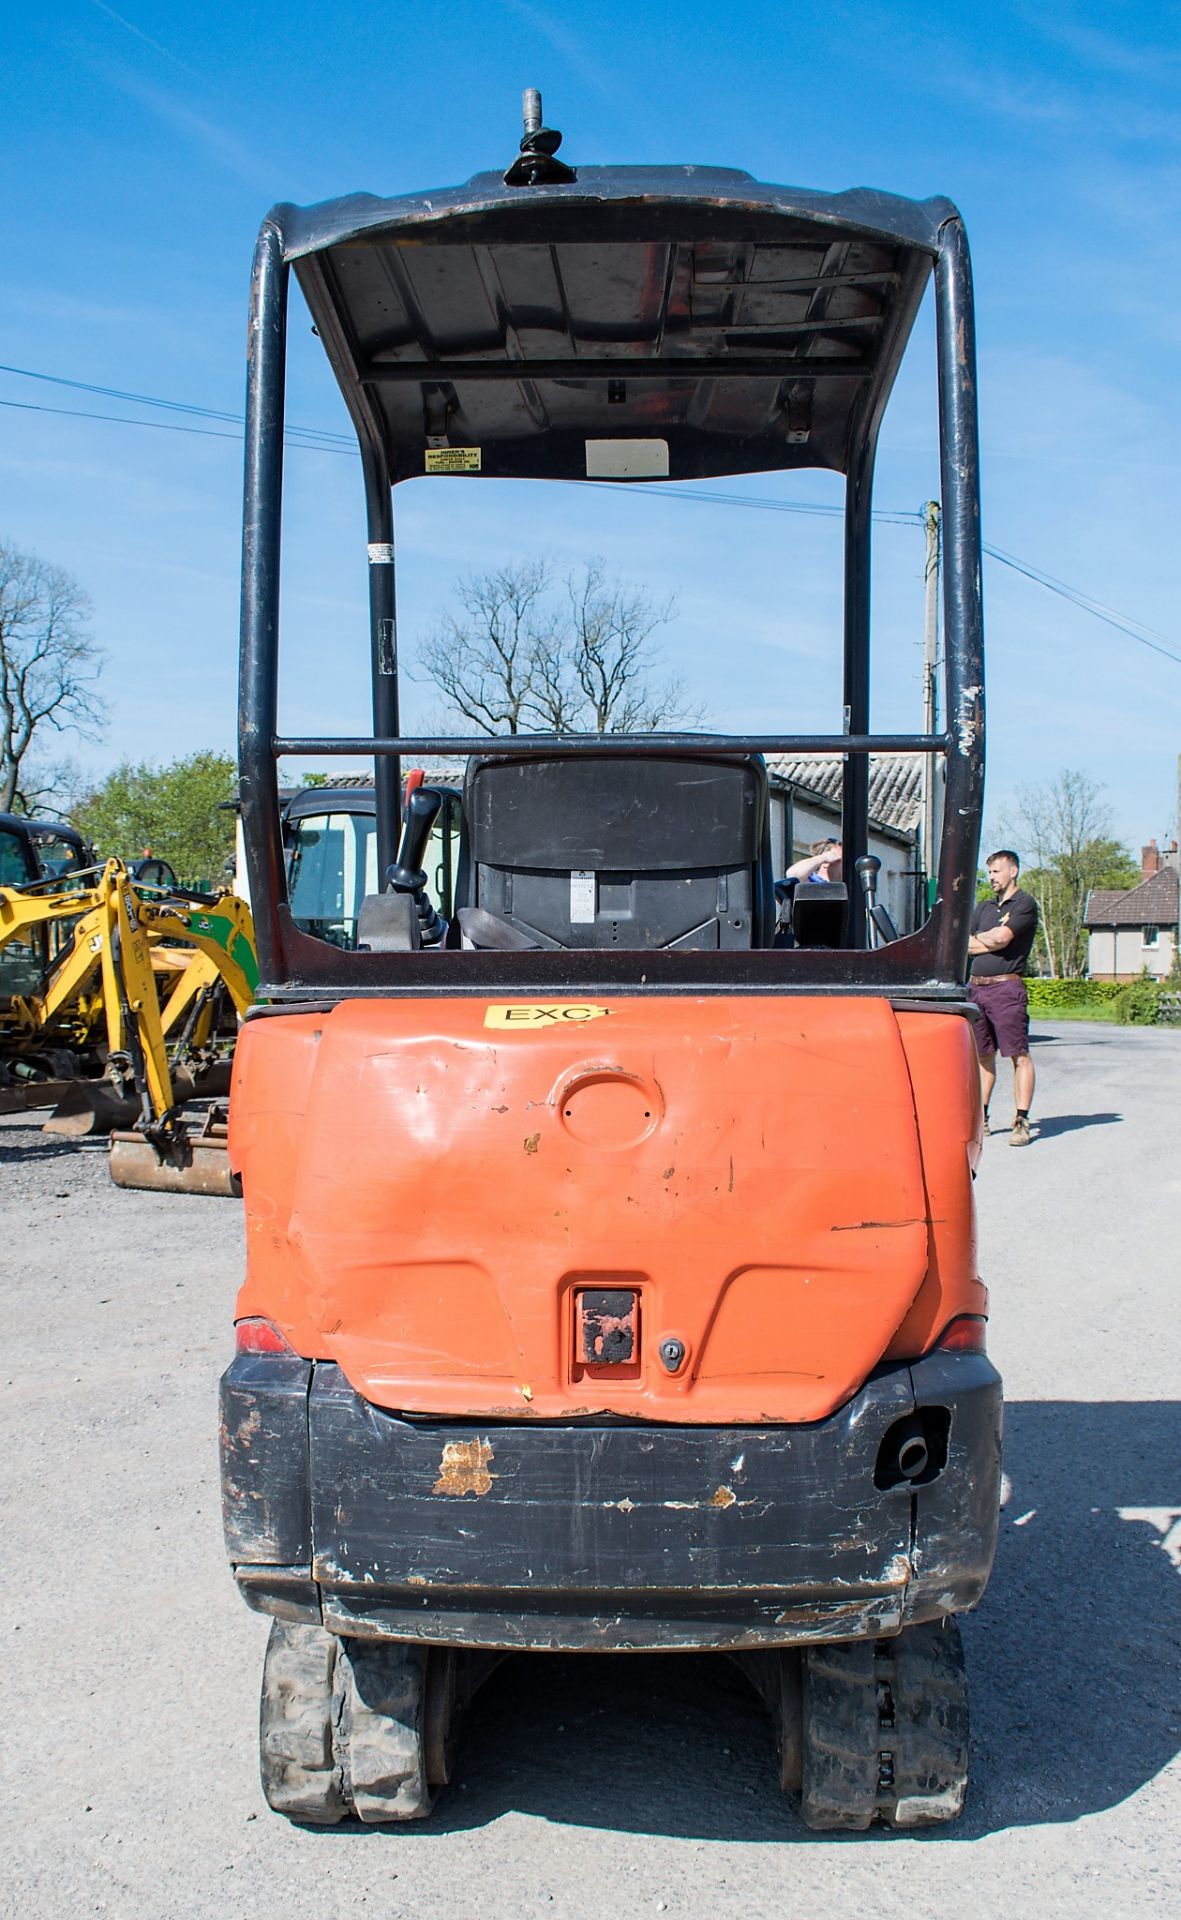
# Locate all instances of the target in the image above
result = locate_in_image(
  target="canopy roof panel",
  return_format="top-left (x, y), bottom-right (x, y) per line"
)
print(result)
top-left (274, 167), bottom-right (952, 483)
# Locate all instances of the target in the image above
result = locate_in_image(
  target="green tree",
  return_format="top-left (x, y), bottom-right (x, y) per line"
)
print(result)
top-left (73, 751), bottom-right (236, 884)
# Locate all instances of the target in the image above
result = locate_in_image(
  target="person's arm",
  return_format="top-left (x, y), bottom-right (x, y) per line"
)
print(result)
top-left (784, 850), bottom-right (831, 882)
top-left (968, 893), bottom-right (1035, 955)
top-left (968, 924), bottom-right (1014, 955)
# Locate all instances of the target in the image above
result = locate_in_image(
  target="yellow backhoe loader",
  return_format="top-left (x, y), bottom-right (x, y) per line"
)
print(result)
top-left (0, 858), bottom-right (257, 1192)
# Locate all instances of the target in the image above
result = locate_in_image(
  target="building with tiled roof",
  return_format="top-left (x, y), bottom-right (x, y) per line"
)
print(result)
top-left (1084, 842), bottom-right (1179, 980)
top-left (766, 753), bottom-right (925, 931)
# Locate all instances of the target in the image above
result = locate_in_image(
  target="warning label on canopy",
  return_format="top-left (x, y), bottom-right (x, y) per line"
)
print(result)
top-left (484, 1004), bottom-right (611, 1029)
top-left (425, 447), bottom-right (482, 473)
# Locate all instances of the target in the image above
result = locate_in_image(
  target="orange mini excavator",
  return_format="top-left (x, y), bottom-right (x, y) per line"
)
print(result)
top-left (220, 95), bottom-right (1000, 1831)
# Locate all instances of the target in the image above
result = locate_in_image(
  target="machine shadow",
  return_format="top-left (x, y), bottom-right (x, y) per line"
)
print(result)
top-left (413, 1400), bottom-right (1181, 1843)
top-left (0, 1126), bottom-right (90, 1165)
top-left (1032, 1111), bottom-right (1123, 1138)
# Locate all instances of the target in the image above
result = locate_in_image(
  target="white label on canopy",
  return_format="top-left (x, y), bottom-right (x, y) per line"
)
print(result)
top-left (570, 870), bottom-right (596, 924)
top-left (367, 543), bottom-right (394, 564)
top-left (585, 439), bottom-right (670, 480)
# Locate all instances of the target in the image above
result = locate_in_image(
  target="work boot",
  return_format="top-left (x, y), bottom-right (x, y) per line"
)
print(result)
top-left (1009, 1116), bottom-right (1032, 1147)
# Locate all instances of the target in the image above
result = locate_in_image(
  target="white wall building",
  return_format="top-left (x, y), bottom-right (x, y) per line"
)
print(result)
top-left (1084, 845), bottom-right (1179, 981)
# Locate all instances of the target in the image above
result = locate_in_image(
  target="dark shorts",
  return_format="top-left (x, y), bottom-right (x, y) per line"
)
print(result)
top-left (969, 975), bottom-right (1030, 1058)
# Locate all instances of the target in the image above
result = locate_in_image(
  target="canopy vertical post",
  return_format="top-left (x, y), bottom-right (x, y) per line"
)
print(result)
top-left (932, 217), bottom-right (985, 978)
top-left (238, 221), bottom-right (288, 985)
top-left (841, 438), bottom-right (875, 948)
top-left (362, 445), bottom-right (400, 880)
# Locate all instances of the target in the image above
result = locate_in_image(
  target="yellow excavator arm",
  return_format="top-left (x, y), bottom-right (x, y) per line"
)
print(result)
top-left (2, 861), bottom-right (258, 1184)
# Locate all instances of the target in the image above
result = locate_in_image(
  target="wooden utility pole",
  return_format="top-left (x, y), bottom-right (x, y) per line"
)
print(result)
top-left (920, 501), bottom-right (941, 905)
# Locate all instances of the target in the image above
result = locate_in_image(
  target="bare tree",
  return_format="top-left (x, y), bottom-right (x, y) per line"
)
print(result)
top-left (415, 558), bottom-right (703, 736)
top-left (564, 559), bottom-right (694, 732)
top-left (416, 560), bottom-right (554, 735)
top-left (999, 769), bottom-right (1137, 978)
top-left (0, 541), bottom-right (105, 812)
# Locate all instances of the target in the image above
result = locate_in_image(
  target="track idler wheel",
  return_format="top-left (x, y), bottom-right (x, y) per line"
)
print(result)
top-left (258, 1622), bottom-right (454, 1825)
top-left (795, 1619), bottom-right (970, 1831)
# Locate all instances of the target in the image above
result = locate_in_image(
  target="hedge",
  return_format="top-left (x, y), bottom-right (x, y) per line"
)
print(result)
top-left (1025, 978), bottom-right (1123, 1013)
top-left (1025, 976), bottom-right (1168, 1024)
top-left (1111, 978), bottom-right (1163, 1025)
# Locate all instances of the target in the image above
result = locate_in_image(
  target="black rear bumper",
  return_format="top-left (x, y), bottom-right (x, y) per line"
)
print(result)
top-left (220, 1351), bottom-right (1002, 1652)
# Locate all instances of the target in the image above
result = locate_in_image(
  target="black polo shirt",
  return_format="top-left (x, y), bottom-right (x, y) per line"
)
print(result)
top-left (970, 888), bottom-right (1038, 978)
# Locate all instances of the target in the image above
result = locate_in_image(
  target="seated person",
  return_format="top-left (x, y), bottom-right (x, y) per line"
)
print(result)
top-left (784, 837), bottom-right (842, 885)
top-left (775, 838), bottom-right (845, 947)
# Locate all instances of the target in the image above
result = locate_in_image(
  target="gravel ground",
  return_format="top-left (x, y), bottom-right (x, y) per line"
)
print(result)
top-left (1, 1019), bottom-right (1178, 1918)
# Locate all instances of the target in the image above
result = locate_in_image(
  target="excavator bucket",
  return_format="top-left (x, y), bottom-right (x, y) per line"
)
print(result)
top-left (43, 1080), bottom-right (140, 1136)
top-left (0, 1077), bottom-right (77, 1115)
top-left (108, 1103), bottom-right (241, 1196)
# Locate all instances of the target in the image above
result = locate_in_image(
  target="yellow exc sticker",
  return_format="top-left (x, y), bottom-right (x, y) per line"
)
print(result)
top-left (484, 1004), bottom-right (612, 1029)
top-left (425, 447), bottom-right (482, 473)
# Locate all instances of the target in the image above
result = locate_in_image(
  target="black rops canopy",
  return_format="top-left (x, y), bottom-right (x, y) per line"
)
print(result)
top-left (271, 167), bottom-right (953, 484)
top-left (239, 149), bottom-right (984, 997)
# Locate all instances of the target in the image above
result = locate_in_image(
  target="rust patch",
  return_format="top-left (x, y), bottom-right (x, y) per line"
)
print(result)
top-left (711, 1485), bottom-right (737, 1509)
top-left (662, 1165), bottom-right (675, 1180)
top-left (577, 1289), bottom-right (637, 1364)
top-left (523, 1132), bottom-right (541, 1155)
top-left (432, 1438), bottom-right (496, 1498)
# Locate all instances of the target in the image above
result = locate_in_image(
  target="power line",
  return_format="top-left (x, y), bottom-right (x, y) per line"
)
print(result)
top-left (979, 539), bottom-right (1181, 663)
top-left (0, 395), bottom-right (355, 455)
top-left (591, 480), bottom-right (1181, 660)
top-left (0, 361), bottom-right (355, 448)
top-left (586, 480), bottom-right (921, 528)
top-left (2, 362), bottom-right (1175, 665)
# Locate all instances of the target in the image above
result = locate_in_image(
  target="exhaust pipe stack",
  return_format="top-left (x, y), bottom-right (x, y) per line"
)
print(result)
top-left (896, 1433), bottom-right (931, 1481)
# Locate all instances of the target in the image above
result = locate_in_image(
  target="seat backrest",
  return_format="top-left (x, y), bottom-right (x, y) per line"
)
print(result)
top-left (791, 879), bottom-right (848, 948)
top-left (456, 752), bottom-right (775, 950)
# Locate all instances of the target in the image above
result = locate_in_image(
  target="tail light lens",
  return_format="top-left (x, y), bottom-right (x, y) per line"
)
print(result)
top-left (934, 1314), bottom-right (987, 1354)
top-left (235, 1317), bottom-right (295, 1355)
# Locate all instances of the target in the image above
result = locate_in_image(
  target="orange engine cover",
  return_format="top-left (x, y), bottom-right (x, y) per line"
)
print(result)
top-left (229, 995), bottom-right (985, 1424)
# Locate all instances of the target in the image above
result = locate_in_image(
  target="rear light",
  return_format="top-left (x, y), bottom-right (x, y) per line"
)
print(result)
top-left (234, 1317), bottom-right (295, 1355)
top-left (934, 1314), bottom-right (987, 1354)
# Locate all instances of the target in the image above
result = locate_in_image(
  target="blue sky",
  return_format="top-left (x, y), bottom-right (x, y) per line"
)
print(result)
top-left (2, 0), bottom-right (1178, 849)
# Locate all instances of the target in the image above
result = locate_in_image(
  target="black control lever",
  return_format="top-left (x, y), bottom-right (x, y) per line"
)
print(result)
top-left (386, 787), bottom-right (446, 946)
top-left (855, 853), bottom-right (900, 948)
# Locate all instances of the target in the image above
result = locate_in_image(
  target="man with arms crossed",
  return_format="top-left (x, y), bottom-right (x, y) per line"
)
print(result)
top-left (969, 849), bottom-right (1039, 1146)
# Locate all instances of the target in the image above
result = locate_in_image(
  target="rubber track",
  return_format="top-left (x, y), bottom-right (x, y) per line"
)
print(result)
top-left (259, 1620), bottom-right (347, 1824)
top-left (799, 1621), bottom-right (970, 1831)
top-left (800, 1642), bottom-right (880, 1830)
top-left (337, 1640), bottom-right (434, 1822)
top-left (881, 1619), bottom-right (970, 1827)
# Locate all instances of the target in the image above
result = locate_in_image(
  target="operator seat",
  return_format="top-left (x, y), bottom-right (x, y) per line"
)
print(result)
top-left (452, 751), bottom-right (775, 950)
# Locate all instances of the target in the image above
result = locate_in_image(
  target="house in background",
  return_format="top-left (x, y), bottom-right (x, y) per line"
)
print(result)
top-left (1084, 839), bottom-right (1180, 980)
